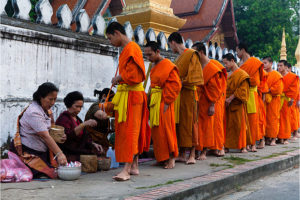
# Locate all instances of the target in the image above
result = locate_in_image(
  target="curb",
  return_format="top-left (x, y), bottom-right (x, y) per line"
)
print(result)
top-left (125, 149), bottom-right (299, 200)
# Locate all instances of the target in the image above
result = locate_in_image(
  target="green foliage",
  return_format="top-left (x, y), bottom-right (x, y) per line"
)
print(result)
top-left (234, 0), bottom-right (299, 65)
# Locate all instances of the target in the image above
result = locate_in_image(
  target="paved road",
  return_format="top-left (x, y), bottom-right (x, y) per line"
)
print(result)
top-left (219, 167), bottom-right (300, 200)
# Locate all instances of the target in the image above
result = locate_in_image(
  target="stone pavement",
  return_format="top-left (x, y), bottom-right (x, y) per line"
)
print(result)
top-left (1, 139), bottom-right (299, 200)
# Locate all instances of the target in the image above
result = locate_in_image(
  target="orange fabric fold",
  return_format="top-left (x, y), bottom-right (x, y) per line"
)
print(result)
top-left (257, 70), bottom-right (268, 140)
top-left (265, 71), bottom-right (283, 138)
top-left (197, 61), bottom-right (224, 150)
top-left (150, 59), bottom-right (181, 162)
top-left (114, 42), bottom-right (151, 163)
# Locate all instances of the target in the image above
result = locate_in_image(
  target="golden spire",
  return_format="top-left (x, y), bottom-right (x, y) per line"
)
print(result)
top-left (295, 36), bottom-right (300, 68)
top-left (280, 28), bottom-right (287, 60)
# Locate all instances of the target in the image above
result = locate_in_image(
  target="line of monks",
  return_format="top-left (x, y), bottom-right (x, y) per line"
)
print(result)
top-left (105, 22), bottom-right (300, 181)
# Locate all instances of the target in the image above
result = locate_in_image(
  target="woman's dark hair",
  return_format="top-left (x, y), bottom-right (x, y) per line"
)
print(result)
top-left (33, 82), bottom-right (59, 104)
top-left (63, 91), bottom-right (84, 108)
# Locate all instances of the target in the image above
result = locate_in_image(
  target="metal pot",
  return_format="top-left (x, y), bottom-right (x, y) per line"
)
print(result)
top-left (57, 166), bottom-right (81, 181)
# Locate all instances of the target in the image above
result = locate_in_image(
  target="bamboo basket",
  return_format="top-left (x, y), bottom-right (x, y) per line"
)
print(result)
top-left (49, 125), bottom-right (65, 144)
top-left (80, 155), bottom-right (98, 173)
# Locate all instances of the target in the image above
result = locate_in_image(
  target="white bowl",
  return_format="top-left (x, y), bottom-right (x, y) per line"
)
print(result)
top-left (57, 166), bottom-right (81, 181)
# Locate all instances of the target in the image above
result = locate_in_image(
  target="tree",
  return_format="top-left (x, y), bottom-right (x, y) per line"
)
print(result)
top-left (234, 0), bottom-right (299, 65)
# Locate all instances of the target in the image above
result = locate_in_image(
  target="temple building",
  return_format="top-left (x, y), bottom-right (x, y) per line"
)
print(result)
top-left (51, 0), bottom-right (238, 49)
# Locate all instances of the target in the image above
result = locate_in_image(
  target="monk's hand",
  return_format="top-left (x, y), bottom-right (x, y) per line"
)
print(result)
top-left (111, 75), bottom-right (122, 86)
top-left (94, 110), bottom-right (108, 120)
top-left (208, 103), bottom-right (215, 116)
top-left (225, 95), bottom-right (234, 107)
top-left (164, 104), bottom-right (169, 113)
top-left (288, 98), bottom-right (294, 107)
top-left (93, 142), bottom-right (103, 153)
top-left (84, 119), bottom-right (98, 127)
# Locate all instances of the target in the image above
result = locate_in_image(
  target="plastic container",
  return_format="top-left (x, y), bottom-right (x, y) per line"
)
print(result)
top-left (106, 147), bottom-right (119, 168)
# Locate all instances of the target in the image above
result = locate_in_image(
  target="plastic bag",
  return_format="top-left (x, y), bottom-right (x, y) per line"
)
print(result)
top-left (0, 151), bottom-right (33, 182)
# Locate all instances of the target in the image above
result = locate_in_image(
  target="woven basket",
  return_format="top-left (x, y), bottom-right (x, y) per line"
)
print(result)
top-left (80, 155), bottom-right (98, 173)
top-left (49, 125), bottom-right (65, 144)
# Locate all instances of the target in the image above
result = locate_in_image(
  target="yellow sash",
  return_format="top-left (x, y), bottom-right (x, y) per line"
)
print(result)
top-left (149, 86), bottom-right (162, 127)
top-left (174, 85), bottom-right (196, 124)
top-left (112, 83), bottom-right (144, 123)
top-left (247, 86), bottom-right (257, 113)
top-left (280, 93), bottom-right (290, 109)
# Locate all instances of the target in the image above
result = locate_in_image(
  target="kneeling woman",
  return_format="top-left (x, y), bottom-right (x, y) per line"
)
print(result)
top-left (56, 91), bottom-right (107, 162)
top-left (10, 82), bottom-right (67, 179)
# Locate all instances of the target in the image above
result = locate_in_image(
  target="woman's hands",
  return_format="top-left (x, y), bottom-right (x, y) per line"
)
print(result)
top-left (92, 142), bottom-right (104, 154)
top-left (57, 152), bottom-right (67, 166)
top-left (83, 119), bottom-right (98, 127)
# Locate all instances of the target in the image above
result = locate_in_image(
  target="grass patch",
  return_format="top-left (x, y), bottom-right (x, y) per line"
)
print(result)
top-left (210, 163), bottom-right (234, 168)
top-left (260, 152), bottom-right (288, 159)
top-left (223, 156), bottom-right (254, 165)
top-left (136, 179), bottom-right (184, 189)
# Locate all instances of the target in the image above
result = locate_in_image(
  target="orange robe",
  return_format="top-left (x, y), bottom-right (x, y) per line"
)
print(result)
top-left (114, 41), bottom-right (151, 163)
top-left (265, 70), bottom-right (283, 138)
top-left (239, 57), bottom-right (264, 145)
top-left (175, 49), bottom-right (204, 148)
top-left (290, 75), bottom-right (300, 132)
top-left (257, 70), bottom-right (268, 140)
top-left (210, 60), bottom-right (227, 150)
top-left (225, 69), bottom-right (250, 149)
top-left (150, 59), bottom-right (181, 162)
top-left (278, 72), bottom-right (299, 139)
top-left (197, 60), bottom-right (224, 150)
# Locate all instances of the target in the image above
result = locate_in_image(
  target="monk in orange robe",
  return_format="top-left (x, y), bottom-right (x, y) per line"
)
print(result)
top-left (286, 63), bottom-right (300, 139)
top-left (262, 57), bottom-right (283, 146)
top-left (192, 42), bottom-right (227, 158)
top-left (144, 41), bottom-right (181, 169)
top-left (277, 60), bottom-right (299, 144)
top-left (236, 43), bottom-right (263, 152)
top-left (190, 43), bottom-right (226, 160)
top-left (222, 53), bottom-right (250, 153)
top-left (106, 22), bottom-right (151, 181)
top-left (257, 70), bottom-right (268, 149)
top-left (168, 32), bottom-right (204, 164)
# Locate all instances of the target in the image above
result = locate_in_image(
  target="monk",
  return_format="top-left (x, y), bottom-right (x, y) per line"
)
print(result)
top-left (262, 57), bottom-right (283, 146)
top-left (236, 43), bottom-right (264, 152)
top-left (222, 53), bottom-right (250, 153)
top-left (286, 63), bottom-right (300, 139)
top-left (144, 41), bottom-right (181, 169)
top-left (256, 69), bottom-right (268, 149)
top-left (277, 60), bottom-right (299, 144)
top-left (192, 42), bottom-right (227, 158)
top-left (106, 22), bottom-right (151, 181)
top-left (168, 32), bottom-right (204, 164)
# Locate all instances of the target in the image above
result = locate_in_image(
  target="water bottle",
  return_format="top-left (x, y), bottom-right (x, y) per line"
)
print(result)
top-left (106, 147), bottom-right (119, 168)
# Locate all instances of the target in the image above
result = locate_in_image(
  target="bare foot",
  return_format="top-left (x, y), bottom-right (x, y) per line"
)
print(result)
top-left (246, 145), bottom-right (251, 151)
top-left (175, 156), bottom-right (186, 163)
top-left (217, 149), bottom-right (225, 157)
top-left (186, 156), bottom-right (196, 165)
top-left (241, 148), bottom-right (248, 153)
top-left (251, 145), bottom-right (257, 152)
top-left (279, 139), bottom-right (284, 144)
top-left (290, 137), bottom-right (297, 141)
top-left (270, 141), bottom-right (277, 146)
top-left (283, 140), bottom-right (289, 144)
top-left (295, 133), bottom-right (300, 138)
top-left (225, 148), bottom-right (229, 153)
top-left (196, 152), bottom-right (207, 160)
top-left (164, 158), bottom-right (175, 169)
top-left (113, 171), bottom-right (130, 181)
top-left (257, 140), bottom-right (265, 149)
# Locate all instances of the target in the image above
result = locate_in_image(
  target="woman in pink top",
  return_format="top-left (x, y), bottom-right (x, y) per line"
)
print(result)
top-left (56, 91), bottom-right (107, 162)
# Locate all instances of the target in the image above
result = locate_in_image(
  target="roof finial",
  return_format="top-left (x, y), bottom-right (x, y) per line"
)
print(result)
top-left (295, 36), bottom-right (300, 68)
top-left (280, 28), bottom-right (287, 60)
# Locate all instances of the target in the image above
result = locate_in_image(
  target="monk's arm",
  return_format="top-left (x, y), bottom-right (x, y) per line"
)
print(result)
top-left (120, 57), bottom-right (144, 85)
top-left (234, 79), bottom-right (250, 102)
top-left (163, 69), bottom-right (182, 105)
top-left (204, 73), bottom-right (224, 103)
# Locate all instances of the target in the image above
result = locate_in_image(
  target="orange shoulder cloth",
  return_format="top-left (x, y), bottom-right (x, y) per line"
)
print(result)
top-left (203, 60), bottom-right (222, 84)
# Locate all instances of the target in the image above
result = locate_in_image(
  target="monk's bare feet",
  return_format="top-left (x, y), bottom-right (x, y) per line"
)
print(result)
top-left (246, 145), bottom-right (251, 151)
top-left (290, 136), bottom-right (297, 141)
top-left (113, 170), bottom-right (130, 181)
top-left (295, 133), bottom-right (300, 138)
top-left (251, 145), bottom-right (257, 152)
top-left (217, 149), bottom-right (225, 157)
top-left (241, 148), bottom-right (248, 153)
top-left (257, 140), bottom-right (265, 149)
top-left (175, 156), bottom-right (186, 162)
top-left (225, 148), bottom-right (229, 153)
top-left (270, 139), bottom-right (277, 146)
top-left (196, 152), bottom-right (207, 160)
top-left (130, 156), bottom-right (139, 175)
top-left (283, 140), bottom-right (289, 144)
top-left (164, 157), bottom-right (175, 169)
top-left (186, 156), bottom-right (196, 165)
